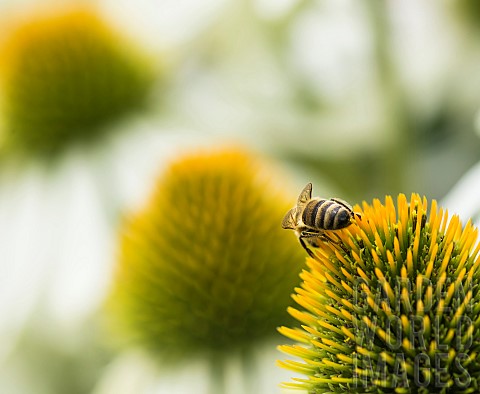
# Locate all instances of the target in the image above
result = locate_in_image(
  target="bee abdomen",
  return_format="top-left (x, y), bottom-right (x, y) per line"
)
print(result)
top-left (302, 199), bottom-right (352, 230)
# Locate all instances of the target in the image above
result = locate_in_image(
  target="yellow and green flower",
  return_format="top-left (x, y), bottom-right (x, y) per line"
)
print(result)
top-left (107, 149), bottom-right (305, 361)
top-left (279, 193), bottom-right (480, 393)
top-left (0, 6), bottom-right (154, 157)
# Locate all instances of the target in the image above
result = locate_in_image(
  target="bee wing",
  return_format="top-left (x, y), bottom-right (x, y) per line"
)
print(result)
top-left (297, 183), bottom-right (312, 205)
top-left (282, 207), bottom-right (298, 229)
top-left (330, 198), bottom-right (353, 211)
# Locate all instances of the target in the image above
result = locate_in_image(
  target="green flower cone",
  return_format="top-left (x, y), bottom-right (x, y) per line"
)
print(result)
top-left (0, 6), bottom-right (154, 157)
top-left (279, 193), bottom-right (480, 393)
top-left (107, 149), bottom-right (305, 361)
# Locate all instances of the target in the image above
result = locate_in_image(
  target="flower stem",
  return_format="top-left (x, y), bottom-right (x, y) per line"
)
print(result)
top-left (240, 347), bottom-right (258, 393)
top-left (365, 1), bottom-right (411, 194)
top-left (209, 353), bottom-right (226, 394)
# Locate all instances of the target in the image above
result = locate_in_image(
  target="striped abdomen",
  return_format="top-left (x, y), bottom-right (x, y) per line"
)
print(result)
top-left (302, 198), bottom-right (352, 230)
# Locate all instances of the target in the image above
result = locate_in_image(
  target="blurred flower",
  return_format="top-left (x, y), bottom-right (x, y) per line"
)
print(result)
top-left (279, 193), bottom-right (480, 392)
top-left (107, 149), bottom-right (305, 361)
top-left (0, 5), bottom-right (155, 158)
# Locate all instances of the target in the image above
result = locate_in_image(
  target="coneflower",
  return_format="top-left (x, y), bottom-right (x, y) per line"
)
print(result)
top-left (107, 149), bottom-right (305, 391)
top-left (279, 193), bottom-right (480, 393)
top-left (0, 6), bottom-right (154, 157)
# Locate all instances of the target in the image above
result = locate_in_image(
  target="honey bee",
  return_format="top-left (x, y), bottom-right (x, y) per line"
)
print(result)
top-left (282, 183), bottom-right (358, 257)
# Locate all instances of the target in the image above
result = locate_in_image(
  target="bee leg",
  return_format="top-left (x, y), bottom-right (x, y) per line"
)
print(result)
top-left (299, 236), bottom-right (317, 259)
top-left (319, 232), bottom-right (338, 244)
top-left (318, 232), bottom-right (349, 254)
top-left (299, 231), bottom-right (321, 258)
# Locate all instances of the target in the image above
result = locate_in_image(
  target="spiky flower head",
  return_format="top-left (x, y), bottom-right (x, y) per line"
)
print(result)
top-left (107, 149), bottom-right (305, 360)
top-left (0, 6), bottom-right (154, 157)
top-left (279, 193), bottom-right (480, 393)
